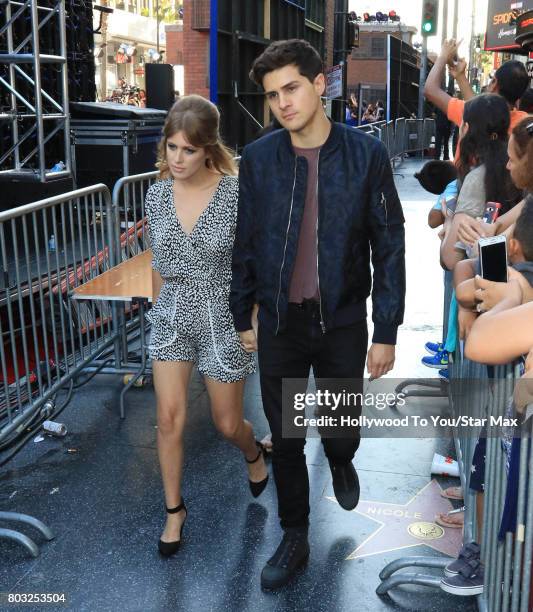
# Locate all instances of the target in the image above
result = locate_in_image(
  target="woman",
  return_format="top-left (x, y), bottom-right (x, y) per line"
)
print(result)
top-left (455, 115), bottom-right (533, 248)
top-left (145, 95), bottom-right (268, 557)
top-left (361, 103), bottom-right (375, 125)
top-left (440, 94), bottom-right (521, 270)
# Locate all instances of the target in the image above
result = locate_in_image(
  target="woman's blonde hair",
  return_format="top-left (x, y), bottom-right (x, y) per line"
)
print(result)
top-left (156, 94), bottom-right (236, 178)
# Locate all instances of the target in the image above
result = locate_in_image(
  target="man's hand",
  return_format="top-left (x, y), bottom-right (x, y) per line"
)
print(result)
top-left (440, 38), bottom-right (461, 63)
top-left (458, 306), bottom-right (477, 339)
top-left (474, 269), bottom-right (529, 312)
top-left (251, 303), bottom-right (259, 337)
top-left (367, 343), bottom-right (395, 380)
top-left (448, 57), bottom-right (467, 79)
top-left (456, 214), bottom-right (494, 246)
top-left (239, 329), bottom-right (257, 353)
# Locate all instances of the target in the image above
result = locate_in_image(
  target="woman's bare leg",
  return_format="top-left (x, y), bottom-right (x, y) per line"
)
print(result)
top-left (153, 359), bottom-right (194, 542)
top-left (204, 377), bottom-right (268, 483)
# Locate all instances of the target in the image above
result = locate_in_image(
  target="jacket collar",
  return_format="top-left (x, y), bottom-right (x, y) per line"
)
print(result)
top-left (278, 118), bottom-right (342, 159)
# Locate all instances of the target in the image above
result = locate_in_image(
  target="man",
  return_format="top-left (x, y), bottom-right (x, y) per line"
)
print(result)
top-left (230, 39), bottom-right (405, 589)
top-left (434, 107), bottom-right (452, 161)
top-left (424, 40), bottom-right (529, 150)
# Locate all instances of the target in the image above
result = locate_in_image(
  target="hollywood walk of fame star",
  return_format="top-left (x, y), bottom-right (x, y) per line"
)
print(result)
top-left (326, 479), bottom-right (463, 560)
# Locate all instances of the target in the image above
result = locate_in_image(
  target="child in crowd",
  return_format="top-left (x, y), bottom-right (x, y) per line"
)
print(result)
top-left (438, 195), bottom-right (533, 596)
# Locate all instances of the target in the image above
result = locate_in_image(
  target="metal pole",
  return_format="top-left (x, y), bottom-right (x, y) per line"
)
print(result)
top-left (5, 1), bottom-right (20, 170)
top-left (58, 0), bottom-right (71, 175)
top-left (418, 36), bottom-right (428, 119)
top-left (468, 0), bottom-right (476, 83)
top-left (441, 0), bottom-right (448, 45)
top-left (156, 0), bottom-right (160, 54)
top-left (29, 0), bottom-right (46, 180)
top-left (332, 0), bottom-right (348, 123)
top-left (448, 0), bottom-right (459, 94)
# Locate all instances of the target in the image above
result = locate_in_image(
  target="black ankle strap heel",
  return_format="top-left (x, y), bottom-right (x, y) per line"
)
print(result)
top-left (158, 499), bottom-right (187, 557)
top-left (166, 500), bottom-right (186, 514)
top-left (246, 441), bottom-right (269, 498)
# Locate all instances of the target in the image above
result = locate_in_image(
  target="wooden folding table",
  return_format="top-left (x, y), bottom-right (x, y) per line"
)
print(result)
top-left (71, 249), bottom-right (152, 418)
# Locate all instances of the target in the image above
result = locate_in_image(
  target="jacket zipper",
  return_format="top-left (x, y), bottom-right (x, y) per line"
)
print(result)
top-left (381, 191), bottom-right (389, 229)
top-left (275, 158), bottom-right (298, 334)
top-left (316, 151), bottom-right (325, 333)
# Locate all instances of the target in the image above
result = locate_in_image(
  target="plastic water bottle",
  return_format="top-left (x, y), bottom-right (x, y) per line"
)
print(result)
top-left (123, 374), bottom-right (153, 387)
top-left (48, 234), bottom-right (56, 252)
top-left (43, 420), bottom-right (67, 437)
top-left (50, 161), bottom-right (66, 173)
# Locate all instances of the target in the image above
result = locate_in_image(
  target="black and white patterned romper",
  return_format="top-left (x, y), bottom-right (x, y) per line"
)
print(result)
top-left (144, 175), bottom-right (255, 383)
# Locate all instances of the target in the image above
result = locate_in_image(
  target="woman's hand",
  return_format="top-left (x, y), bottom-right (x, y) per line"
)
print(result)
top-left (239, 329), bottom-right (257, 353)
top-left (456, 214), bottom-right (495, 246)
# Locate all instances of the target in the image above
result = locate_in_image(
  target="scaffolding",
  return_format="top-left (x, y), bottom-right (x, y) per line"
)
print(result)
top-left (0, 0), bottom-right (71, 182)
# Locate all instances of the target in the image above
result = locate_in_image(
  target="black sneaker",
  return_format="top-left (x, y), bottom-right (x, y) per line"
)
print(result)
top-left (444, 541), bottom-right (481, 577)
top-left (260, 528), bottom-right (310, 590)
top-left (440, 558), bottom-right (484, 596)
top-left (328, 459), bottom-right (360, 510)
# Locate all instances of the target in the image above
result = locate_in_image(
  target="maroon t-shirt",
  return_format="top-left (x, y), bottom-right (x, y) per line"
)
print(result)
top-left (288, 145), bottom-right (321, 303)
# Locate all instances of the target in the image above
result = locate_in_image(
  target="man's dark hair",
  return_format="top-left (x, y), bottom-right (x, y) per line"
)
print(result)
top-left (249, 39), bottom-right (323, 87)
top-left (518, 88), bottom-right (533, 113)
top-left (495, 60), bottom-right (529, 106)
top-left (514, 195), bottom-right (533, 261)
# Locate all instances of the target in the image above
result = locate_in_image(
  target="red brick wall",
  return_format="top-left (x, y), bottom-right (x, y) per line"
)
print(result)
top-left (183, 0), bottom-right (210, 98)
top-left (347, 32), bottom-right (387, 91)
top-left (165, 25), bottom-right (184, 65)
top-left (324, 0), bottom-right (335, 69)
top-left (347, 58), bottom-right (387, 90)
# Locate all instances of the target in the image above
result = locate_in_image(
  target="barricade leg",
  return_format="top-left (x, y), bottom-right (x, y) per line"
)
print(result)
top-left (0, 527), bottom-right (40, 558)
top-left (119, 298), bottom-right (149, 419)
top-left (0, 511), bottom-right (54, 558)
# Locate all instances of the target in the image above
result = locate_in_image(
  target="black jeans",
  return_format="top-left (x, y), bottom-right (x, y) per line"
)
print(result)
top-left (258, 302), bottom-right (368, 529)
top-left (435, 125), bottom-right (451, 160)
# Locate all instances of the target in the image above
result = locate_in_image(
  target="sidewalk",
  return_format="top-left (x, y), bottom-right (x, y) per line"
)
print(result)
top-left (0, 158), bottom-right (476, 612)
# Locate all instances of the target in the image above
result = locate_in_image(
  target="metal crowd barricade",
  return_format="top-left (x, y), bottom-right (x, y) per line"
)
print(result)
top-left (110, 171), bottom-right (158, 378)
top-left (377, 280), bottom-right (532, 610)
top-left (0, 184), bottom-right (118, 556)
top-left (112, 171), bottom-right (158, 264)
top-left (356, 118), bottom-right (434, 168)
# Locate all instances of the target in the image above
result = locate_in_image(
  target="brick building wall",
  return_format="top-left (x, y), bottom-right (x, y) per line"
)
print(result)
top-left (165, 25), bottom-right (184, 65)
top-left (183, 0), bottom-right (210, 98)
top-left (324, 0), bottom-right (334, 68)
top-left (347, 32), bottom-right (388, 96)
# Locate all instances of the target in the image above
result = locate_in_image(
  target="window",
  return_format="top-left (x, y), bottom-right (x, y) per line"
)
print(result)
top-left (370, 37), bottom-right (386, 58)
top-left (305, 0), bottom-right (324, 26)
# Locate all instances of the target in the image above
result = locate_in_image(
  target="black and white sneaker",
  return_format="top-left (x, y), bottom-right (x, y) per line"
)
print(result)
top-left (440, 558), bottom-right (484, 596)
top-left (444, 541), bottom-right (481, 577)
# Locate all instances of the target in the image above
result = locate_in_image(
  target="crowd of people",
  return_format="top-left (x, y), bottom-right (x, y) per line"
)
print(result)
top-left (420, 39), bottom-right (533, 598)
top-left (345, 93), bottom-right (385, 126)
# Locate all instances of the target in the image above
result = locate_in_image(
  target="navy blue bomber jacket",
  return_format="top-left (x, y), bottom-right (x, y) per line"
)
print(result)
top-left (229, 121), bottom-right (406, 345)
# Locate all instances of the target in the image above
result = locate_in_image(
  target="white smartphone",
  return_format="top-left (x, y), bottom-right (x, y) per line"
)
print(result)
top-left (479, 235), bottom-right (507, 282)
